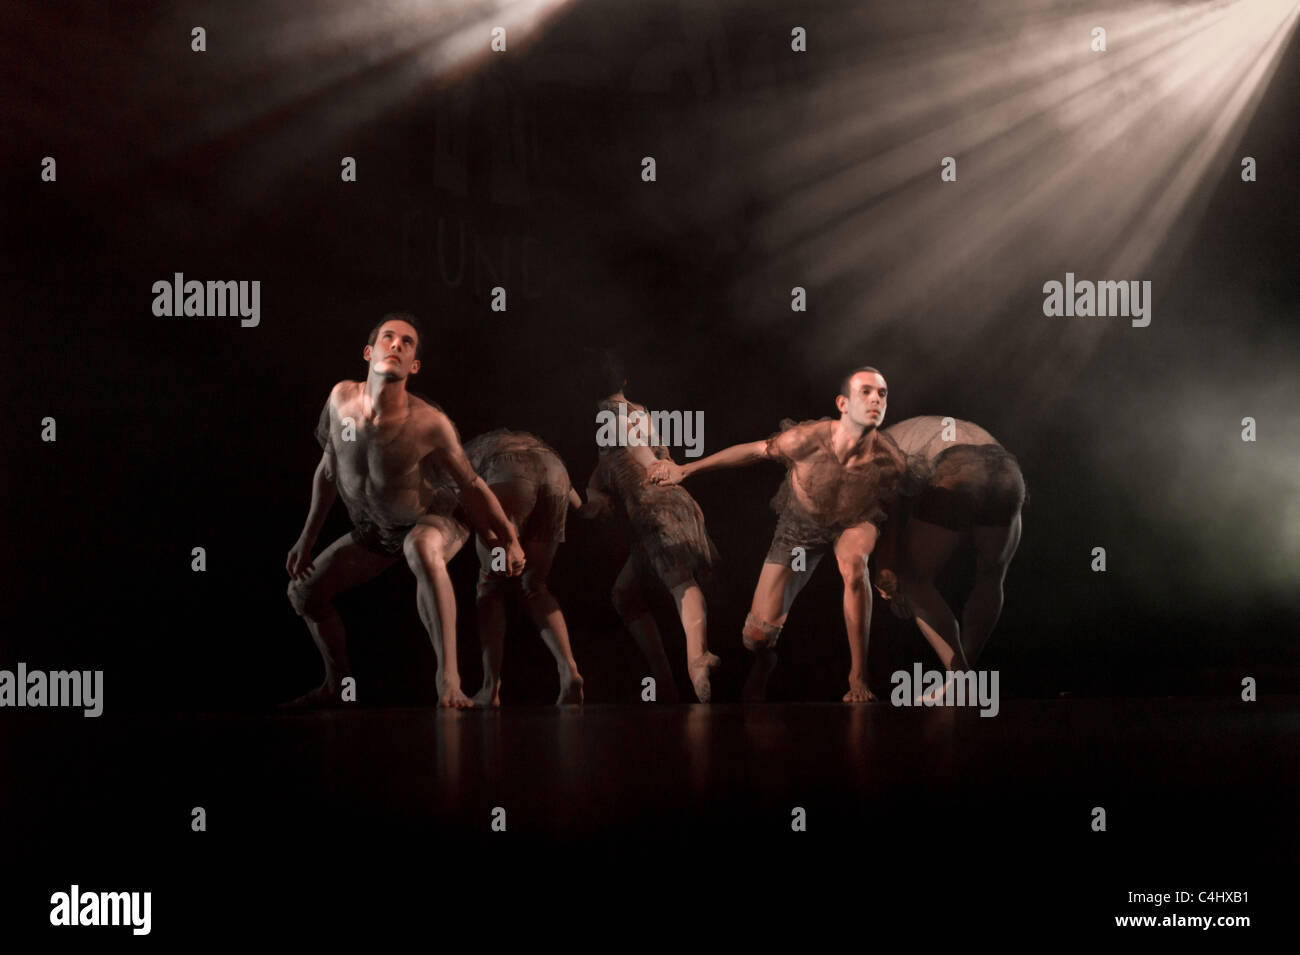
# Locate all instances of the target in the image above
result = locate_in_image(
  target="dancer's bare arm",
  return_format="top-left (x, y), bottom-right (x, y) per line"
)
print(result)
top-left (425, 413), bottom-right (525, 575)
top-left (872, 500), bottom-right (903, 600)
top-left (650, 435), bottom-right (786, 485)
top-left (287, 408), bottom-right (340, 578)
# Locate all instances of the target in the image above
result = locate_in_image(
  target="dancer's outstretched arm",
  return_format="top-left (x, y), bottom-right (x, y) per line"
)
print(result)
top-left (650, 438), bottom-right (773, 484)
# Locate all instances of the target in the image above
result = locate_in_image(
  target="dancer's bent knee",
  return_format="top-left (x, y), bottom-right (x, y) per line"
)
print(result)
top-left (743, 612), bottom-right (783, 651)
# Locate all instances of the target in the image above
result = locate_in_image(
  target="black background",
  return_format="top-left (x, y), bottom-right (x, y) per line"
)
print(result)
top-left (2, 0), bottom-right (1297, 936)
top-left (3, 0), bottom-right (1296, 707)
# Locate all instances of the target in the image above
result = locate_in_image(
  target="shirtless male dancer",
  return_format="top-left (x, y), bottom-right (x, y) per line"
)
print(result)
top-left (285, 314), bottom-right (526, 709)
top-left (461, 429), bottom-right (585, 706)
top-left (876, 416), bottom-right (1025, 675)
top-left (650, 367), bottom-right (912, 703)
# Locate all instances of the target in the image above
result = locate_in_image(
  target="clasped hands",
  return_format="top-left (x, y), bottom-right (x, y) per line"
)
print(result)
top-left (646, 460), bottom-right (684, 485)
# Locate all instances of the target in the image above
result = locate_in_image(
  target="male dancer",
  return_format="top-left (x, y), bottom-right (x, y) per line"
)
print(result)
top-left (876, 416), bottom-right (1025, 675)
top-left (461, 429), bottom-right (585, 706)
top-left (285, 314), bottom-right (525, 708)
top-left (650, 367), bottom-right (911, 702)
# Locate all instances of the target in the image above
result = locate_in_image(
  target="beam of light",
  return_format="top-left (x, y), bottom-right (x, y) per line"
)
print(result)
top-left (190, 0), bottom-right (576, 198)
top-left (702, 0), bottom-right (1299, 392)
top-left (21, 0), bottom-right (574, 217)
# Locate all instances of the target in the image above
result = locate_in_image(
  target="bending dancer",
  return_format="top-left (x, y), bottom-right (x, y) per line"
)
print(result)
top-left (462, 429), bottom-right (585, 706)
top-left (285, 313), bottom-right (525, 709)
top-left (876, 416), bottom-right (1025, 674)
top-left (651, 367), bottom-right (913, 703)
top-left (582, 353), bottom-right (721, 702)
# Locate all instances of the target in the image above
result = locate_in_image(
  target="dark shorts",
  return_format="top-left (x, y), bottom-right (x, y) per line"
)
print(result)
top-left (913, 445), bottom-right (1025, 531)
top-left (348, 487), bottom-right (467, 559)
top-left (763, 504), bottom-right (882, 568)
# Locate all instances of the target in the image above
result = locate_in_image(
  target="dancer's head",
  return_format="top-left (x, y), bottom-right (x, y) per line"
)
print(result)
top-left (364, 313), bottom-right (423, 381)
top-left (583, 347), bottom-right (627, 397)
top-left (836, 366), bottom-right (887, 430)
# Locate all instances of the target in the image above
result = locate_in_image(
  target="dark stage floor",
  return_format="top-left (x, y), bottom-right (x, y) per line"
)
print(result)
top-left (4, 697), bottom-right (1297, 937)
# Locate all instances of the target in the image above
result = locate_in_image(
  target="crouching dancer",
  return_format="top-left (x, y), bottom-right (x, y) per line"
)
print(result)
top-left (284, 314), bottom-right (525, 709)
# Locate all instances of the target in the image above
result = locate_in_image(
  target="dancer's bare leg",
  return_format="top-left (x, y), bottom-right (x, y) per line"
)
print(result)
top-left (901, 517), bottom-right (965, 671)
top-left (741, 553), bottom-right (823, 701)
top-left (472, 561), bottom-right (508, 707)
top-left (836, 522), bottom-right (879, 703)
top-left (613, 554), bottom-right (678, 702)
top-left (962, 513), bottom-right (1022, 666)
top-left (520, 539), bottom-right (584, 705)
top-left (284, 533), bottom-right (398, 707)
top-left (403, 514), bottom-right (472, 707)
top-left (471, 482), bottom-right (526, 705)
top-left (669, 579), bottom-right (717, 702)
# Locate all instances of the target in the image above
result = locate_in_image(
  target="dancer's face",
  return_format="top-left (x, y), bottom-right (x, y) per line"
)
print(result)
top-left (837, 371), bottom-right (888, 430)
top-left (364, 320), bottom-right (421, 380)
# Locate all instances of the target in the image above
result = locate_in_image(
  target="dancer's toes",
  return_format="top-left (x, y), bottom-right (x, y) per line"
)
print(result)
top-left (842, 680), bottom-right (876, 704)
top-left (556, 672), bottom-right (584, 705)
top-left (472, 681), bottom-right (502, 707)
top-left (688, 652), bottom-right (722, 703)
top-left (440, 685), bottom-right (474, 708)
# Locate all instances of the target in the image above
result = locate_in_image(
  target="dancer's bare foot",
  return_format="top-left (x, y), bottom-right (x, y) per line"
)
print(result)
top-left (842, 677), bottom-right (876, 703)
top-left (277, 682), bottom-right (347, 710)
top-left (472, 680), bottom-right (502, 707)
top-left (439, 681), bottom-right (474, 709)
top-left (556, 670), bottom-right (584, 705)
top-left (687, 652), bottom-right (721, 703)
top-left (742, 649), bottom-right (777, 702)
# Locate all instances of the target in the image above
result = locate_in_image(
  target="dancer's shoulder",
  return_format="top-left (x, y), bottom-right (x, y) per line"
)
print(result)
top-left (325, 379), bottom-right (364, 408)
top-left (767, 417), bottom-right (831, 460)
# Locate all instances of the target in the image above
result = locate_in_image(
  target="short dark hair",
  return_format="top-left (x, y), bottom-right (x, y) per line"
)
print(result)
top-left (583, 346), bottom-right (627, 396)
top-left (839, 366), bottom-right (883, 397)
top-left (367, 312), bottom-right (424, 360)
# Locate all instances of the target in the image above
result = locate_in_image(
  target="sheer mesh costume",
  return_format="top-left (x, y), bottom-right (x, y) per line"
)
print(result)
top-left (763, 418), bottom-right (920, 566)
top-left (883, 416), bottom-right (1026, 530)
top-left (594, 398), bottom-right (719, 588)
top-left (314, 395), bottom-right (463, 558)
top-left (463, 428), bottom-right (571, 545)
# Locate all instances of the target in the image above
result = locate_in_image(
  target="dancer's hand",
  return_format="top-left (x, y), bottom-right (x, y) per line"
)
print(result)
top-left (649, 460), bottom-right (684, 485)
top-left (286, 535), bottom-right (316, 579)
top-left (875, 568), bottom-right (899, 601)
top-left (505, 538), bottom-right (526, 576)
